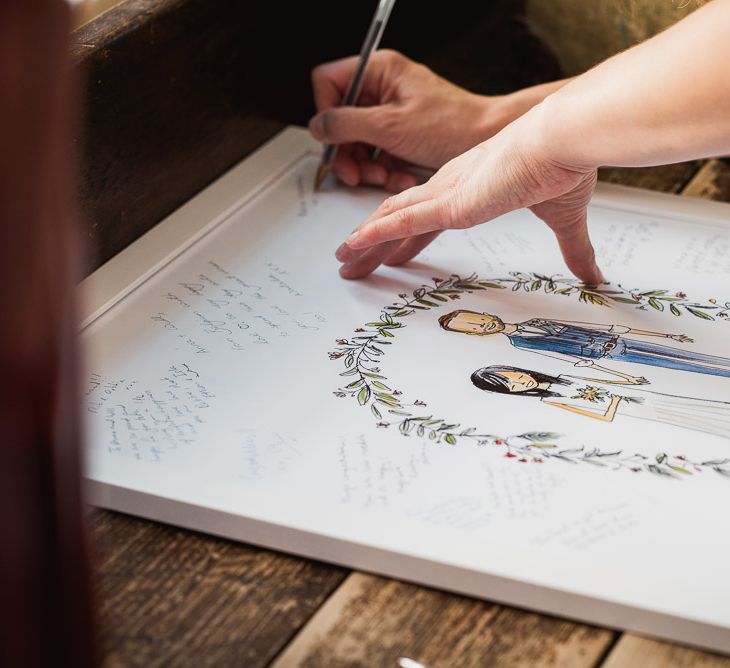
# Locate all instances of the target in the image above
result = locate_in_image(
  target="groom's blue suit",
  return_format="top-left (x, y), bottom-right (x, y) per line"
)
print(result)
top-left (507, 319), bottom-right (730, 378)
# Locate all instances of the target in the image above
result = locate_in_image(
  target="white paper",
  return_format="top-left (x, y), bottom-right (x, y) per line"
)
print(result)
top-left (81, 128), bottom-right (730, 653)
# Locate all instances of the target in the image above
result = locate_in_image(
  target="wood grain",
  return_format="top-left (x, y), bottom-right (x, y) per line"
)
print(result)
top-left (601, 635), bottom-right (730, 668)
top-left (681, 159), bottom-right (730, 201)
top-left (92, 510), bottom-right (347, 667)
top-left (598, 161), bottom-right (703, 192)
top-left (271, 573), bottom-right (615, 668)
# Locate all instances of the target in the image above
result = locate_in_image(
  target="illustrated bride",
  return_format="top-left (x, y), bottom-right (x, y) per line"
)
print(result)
top-left (470, 365), bottom-right (730, 439)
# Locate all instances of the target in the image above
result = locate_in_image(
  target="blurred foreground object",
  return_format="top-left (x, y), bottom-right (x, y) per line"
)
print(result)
top-left (0, 1), bottom-right (95, 666)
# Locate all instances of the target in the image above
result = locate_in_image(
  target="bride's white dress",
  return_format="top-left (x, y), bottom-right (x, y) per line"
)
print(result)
top-left (542, 375), bottom-right (730, 439)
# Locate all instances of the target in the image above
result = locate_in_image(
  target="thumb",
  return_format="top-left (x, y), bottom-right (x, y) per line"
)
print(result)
top-left (308, 106), bottom-right (387, 146)
top-left (531, 173), bottom-right (604, 285)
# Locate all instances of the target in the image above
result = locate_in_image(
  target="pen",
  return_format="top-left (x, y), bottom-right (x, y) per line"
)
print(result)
top-left (313, 0), bottom-right (396, 192)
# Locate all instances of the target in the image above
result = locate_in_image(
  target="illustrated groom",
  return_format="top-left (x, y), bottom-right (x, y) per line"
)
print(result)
top-left (438, 310), bottom-right (730, 383)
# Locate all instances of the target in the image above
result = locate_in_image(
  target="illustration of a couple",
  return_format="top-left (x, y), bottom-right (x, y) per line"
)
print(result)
top-left (438, 309), bottom-right (730, 438)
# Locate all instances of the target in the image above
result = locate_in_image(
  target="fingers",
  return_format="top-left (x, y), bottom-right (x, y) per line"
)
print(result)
top-left (531, 173), bottom-right (604, 285)
top-left (346, 195), bottom-right (445, 250)
top-left (336, 230), bottom-right (440, 280)
top-left (309, 105), bottom-right (385, 146)
top-left (311, 56), bottom-right (361, 111)
top-left (338, 240), bottom-right (403, 279)
top-left (384, 171), bottom-right (418, 192)
top-left (383, 232), bottom-right (441, 266)
top-left (331, 146), bottom-right (360, 186)
top-left (311, 50), bottom-right (407, 111)
top-left (550, 213), bottom-right (604, 286)
top-left (353, 145), bottom-right (387, 186)
top-left (330, 145), bottom-right (417, 189)
top-left (352, 146), bottom-right (418, 190)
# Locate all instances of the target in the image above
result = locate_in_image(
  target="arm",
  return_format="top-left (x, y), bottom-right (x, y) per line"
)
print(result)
top-left (558, 321), bottom-right (692, 342)
top-left (557, 320), bottom-right (630, 334)
top-left (626, 328), bottom-right (693, 343)
top-left (574, 363), bottom-right (648, 385)
top-left (544, 395), bottom-right (622, 422)
top-left (539, 0), bottom-right (730, 169)
top-left (338, 0), bottom-right (730, 282)
top-left (532, 352), bottom-right (648, 385)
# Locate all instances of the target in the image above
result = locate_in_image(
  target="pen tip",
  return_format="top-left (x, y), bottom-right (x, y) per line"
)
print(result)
top-left (314, 165), bottom-right (328, 192)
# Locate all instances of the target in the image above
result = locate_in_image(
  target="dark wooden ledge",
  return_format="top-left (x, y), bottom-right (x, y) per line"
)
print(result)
top-left (72, 0), bottom-right (561, 272)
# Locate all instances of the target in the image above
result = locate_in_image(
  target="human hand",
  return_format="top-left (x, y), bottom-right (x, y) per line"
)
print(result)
top-left (669, 334), bottom-right (694, 343)
top-left (309, 50), bottom-right (508, 191)
top-left (335, 107), bottom-right (604, 284)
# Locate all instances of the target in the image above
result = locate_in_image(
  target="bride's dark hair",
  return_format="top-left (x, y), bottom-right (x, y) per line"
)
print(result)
top-left (470, 366), bottom-right (569, 398)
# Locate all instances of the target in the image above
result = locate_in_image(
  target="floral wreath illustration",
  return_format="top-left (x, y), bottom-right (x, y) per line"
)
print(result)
top-left (328, 272), bottom-right (730, 480)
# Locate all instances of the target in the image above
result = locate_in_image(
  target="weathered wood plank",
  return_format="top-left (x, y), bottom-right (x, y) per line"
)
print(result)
top-left (271, 573), bottom-right (615, 668)
top-left (681, 158), bottom-right (730, 201)
top-left (92, 510), bottom-right (348, 667)
top-left (72, 0), bottom-right (561, 274)
top-left (598, 161), bottom-right (703, 192)
top-left (601, 634), bottom-right (730, 668)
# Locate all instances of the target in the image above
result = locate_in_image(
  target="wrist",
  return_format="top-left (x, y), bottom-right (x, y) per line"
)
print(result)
top-left (470, 89), bottom-right (545, 144)
top-left (469, 93), bottom-right (510, 145)
top-left (519, 94), bottom-right (602, 172)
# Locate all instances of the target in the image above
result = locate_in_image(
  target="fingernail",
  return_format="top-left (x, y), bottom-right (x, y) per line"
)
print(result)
top-left (308, 114), bottom-right (324, 140)
top-left (595, 265), bottom-right (606, 284)
top-left (335, 242), bottom-right (349, 260)
top-left (346, 230), bottom-right (360, 246)
top-left (339, 263), bottom-right (359, 280)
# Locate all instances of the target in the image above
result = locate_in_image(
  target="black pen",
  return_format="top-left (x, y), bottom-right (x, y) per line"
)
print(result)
top-left (313, 0), bottom-right (396, 192)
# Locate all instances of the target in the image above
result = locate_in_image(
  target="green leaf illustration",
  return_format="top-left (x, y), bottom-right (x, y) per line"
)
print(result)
top-left (687, 307), bottom-right (714, 321)
top-left (330, 271), bottom-right (729, 481)
top-left (376, 398), bottom-right (400, 408)
top-left (357, 386), bottom-right (371, 406)
top-left (521, 431), bottom-right (562, 441)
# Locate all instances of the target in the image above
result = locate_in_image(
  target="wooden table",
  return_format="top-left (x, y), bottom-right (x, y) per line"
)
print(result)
top-left (92, 158), bottom-right (730, 668)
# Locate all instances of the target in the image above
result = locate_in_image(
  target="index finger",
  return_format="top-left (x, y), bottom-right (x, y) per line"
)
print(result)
top-left (346, 199), bottom-right (446, 249)
top-left (311, 56), bottom-right (361, 111)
